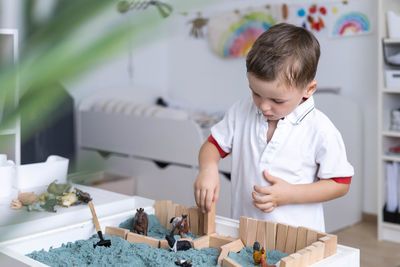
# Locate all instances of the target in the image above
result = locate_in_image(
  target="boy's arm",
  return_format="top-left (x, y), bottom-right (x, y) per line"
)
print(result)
top-left (194, 140), bottom-right (221, 213)
top-left (252, 171), bottom-right (350, 212)
top-left (287, 179), bottom-right (349, 204)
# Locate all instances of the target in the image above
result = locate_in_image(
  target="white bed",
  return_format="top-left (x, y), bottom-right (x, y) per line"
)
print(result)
top-left (76, 91), bottom-right (363, 231)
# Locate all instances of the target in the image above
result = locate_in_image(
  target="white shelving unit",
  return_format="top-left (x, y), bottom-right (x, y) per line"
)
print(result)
top-left (0, 29), bottom-right (20, 165)
top-left (377, 1), bottom-right (400, 243)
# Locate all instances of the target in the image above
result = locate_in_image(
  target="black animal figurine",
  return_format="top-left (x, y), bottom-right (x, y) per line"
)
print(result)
top-left (175, 258), bottom-right (192, 267)
top-left (133, 208), bottom-right (148, 236)
top-left (165, 234), bottom-right (193, 252)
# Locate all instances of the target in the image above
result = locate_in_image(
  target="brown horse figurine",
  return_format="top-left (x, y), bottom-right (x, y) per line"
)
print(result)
top-left (133, 208), bottom-right (148, 236)
top-left (170, 214), bottom-right (189, 238)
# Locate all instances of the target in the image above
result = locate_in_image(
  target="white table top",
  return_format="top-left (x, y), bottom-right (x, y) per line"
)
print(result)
top-left (0, 190), bottom-right (359, 266)
top-left (0, 184), bottom-right (136, 242)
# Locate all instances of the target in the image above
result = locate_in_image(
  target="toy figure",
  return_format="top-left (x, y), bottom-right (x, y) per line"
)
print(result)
top-left (165, 234), bottom-right (193, 252)
top-left (260, 256), bottom-right (276, 267)
top-left (133, 208), bottom-right (148, 236)
top-left (174, 258), bottom-right (192, 267)
top-left (253, 241), bottom-right (266, 266)
top-left (170, 214), bottom-right (189, 238)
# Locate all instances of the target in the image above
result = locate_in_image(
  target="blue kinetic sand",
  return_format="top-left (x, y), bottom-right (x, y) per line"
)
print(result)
top-left (228, 246), bottom-right (288, 266)
top-left (27, 235), bottom-right (220, 267)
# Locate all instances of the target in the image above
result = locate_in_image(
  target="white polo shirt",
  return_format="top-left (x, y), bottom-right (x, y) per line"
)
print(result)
top-left (210, 96), bottom-right (354, 232)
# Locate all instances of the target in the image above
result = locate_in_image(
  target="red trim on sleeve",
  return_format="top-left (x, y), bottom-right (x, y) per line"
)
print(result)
top-left (208, 135), bottom-right (229, 158)
top-left (332, 177), bottom-right (352, 184)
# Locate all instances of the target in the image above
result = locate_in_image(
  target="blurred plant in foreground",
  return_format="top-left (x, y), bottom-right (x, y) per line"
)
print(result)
top-left (0, 0), bottom-right (179, 157)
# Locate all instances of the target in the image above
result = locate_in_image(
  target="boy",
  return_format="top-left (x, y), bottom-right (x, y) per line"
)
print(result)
top-left (194, 23), bottom-right (353, 232)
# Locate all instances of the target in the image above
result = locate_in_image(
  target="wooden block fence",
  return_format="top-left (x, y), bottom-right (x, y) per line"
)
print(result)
top-left (217, 239), bottom-right (244, 265)
top-left (105, 226), bottom-right (130, 240)
top-left (154, 200), bottom-right (215, 236)
top-left (237, 217), bottom-right (337, 267)
top-left (105, 201), bottom-right (337, 267)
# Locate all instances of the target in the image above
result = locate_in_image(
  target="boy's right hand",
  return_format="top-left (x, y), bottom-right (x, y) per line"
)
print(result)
top-left (194, 167), bottom-right (220, 214)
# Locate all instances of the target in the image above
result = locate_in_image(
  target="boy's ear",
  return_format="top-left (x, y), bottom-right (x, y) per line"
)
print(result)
top-left (303, 80), bottom-right (317, 98)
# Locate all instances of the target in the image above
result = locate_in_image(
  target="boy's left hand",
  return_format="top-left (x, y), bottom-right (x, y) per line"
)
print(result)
top-left (252, 170), bottom-right (293, 213)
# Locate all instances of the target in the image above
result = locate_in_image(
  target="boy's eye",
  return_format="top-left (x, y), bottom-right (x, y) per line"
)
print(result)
top-left (272, 99), bottom-right (284, 104)
top-left (252, 91), bottom-right (260, 97)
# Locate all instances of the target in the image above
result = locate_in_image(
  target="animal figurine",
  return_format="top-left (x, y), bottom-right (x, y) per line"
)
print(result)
top-left (133, 208), bottom-right (149, 236)
top-left (166, 234), bottom-right (193, 252)
top-left (253, 241), bottom-right (267, 266)
top-left (174, 258), bottom-right (192, 267)
top-left (260, 256), bottom-right (276, 267)
top-left (170, 214), bottom-right (189, 238)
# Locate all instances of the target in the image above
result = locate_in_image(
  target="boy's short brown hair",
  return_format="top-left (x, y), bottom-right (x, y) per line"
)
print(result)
top-left (246, 23), bottom-right (320, 89)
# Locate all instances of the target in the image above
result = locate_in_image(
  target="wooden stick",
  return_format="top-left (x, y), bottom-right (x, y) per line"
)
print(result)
top-left (245, 218), bottom-right (258, 246)
top-left (239, 217), bottom-right (249, 244)
top-left (276, 223), bottom-right (289, 252)
top-left (105, 226), bottom-right (129, 240)
top-left (222, 257), bottom-right (242, 267)
top-left (266, 221), bottom-right (277, 250)
top-left (204, 202), bottom-right (216, 234)
top-left (295, 227), bottom-right (308, 251)
top-left (217, 239), bottom-right (244, 266)
top-left (126, 232), bottom-right (159, 248)
top-left (318, 234), bottom-right (337, 258)
top-left (284, 225), bottom-right (298, 254)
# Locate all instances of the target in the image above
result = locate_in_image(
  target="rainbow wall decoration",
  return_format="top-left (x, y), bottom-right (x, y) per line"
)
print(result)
top-left (209, 11), bottom-right (276, 58)
top-left (331, 12), bottom-right (371, 37)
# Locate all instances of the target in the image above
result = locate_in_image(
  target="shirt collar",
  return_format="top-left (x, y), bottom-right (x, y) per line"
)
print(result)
top-left (285, 96), bottom-right (315, 125)
top-left (255, 96), bottom-right (315, 125)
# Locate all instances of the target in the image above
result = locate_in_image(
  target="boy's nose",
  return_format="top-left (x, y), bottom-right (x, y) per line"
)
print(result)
top-left (260, 101), bottom-right (271, 112)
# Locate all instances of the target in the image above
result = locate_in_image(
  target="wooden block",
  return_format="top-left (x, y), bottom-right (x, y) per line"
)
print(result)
top-left (306, 229), bottom-right (318, 246)
top-left (159, 239), bottom-right (169, 249)
top-left (239, 217), bottom-right (248, 244)
top-left (305, 245), bottom-right (318, 264)
top-left (188, 206), bottom-right (199, 235)
top-left (295, 227), bottom-right (308, 251)
top-left (163, 200), bottom-right (172, 227)
top-left (311, 241), bottom-right (325, 262)
top-left (245, 218), bottom-right (258, 246)
top-left (316, 231), bottom-right (327, 239)
top-left (280, 255), bottom-right (296, 267)
top-left (220, 239), bottom-right (245, 252)
top-left (154, 200), bottom-right (163, 224)
top-left (198, 209), bottom-right (205, 235)
top-left (266, 221), bottom-right (277, 250)
top-left (255, 220), bottom-right (266, 249)
top-left (318, 234), bottom-right (337, 258)
top-left (209, 233), bottom-right (237, 249)
top-left (218, 239), bottom-right (244, 265)
top-left (289, 253), bottom-right (302, 267)
top-left (297, 248), bottom-right (310, 267)
top-left (284, 225), bottom-right (298, 254)
top-left (126, 232), bottom-right (159, 248)
top-left (175, 204), bottom-right (188, 218)
top-left (276, 223), bottom-right (288, 252)
top-left (222, 257), bottom-right (242, 267)
top-left (204, 203), bottom-right (216, 234)
top-left (192, 235), bottom-right (210, 249)
top-left (166, 202), bottom-right (177, 231)
top-left (105, 226), bottom-right (130, 240)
